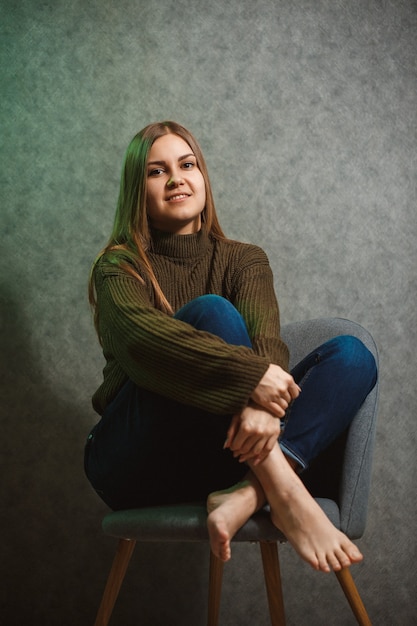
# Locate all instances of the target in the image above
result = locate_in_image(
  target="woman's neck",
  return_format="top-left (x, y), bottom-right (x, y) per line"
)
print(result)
top-left (149, 227), bottom-right (210, 259)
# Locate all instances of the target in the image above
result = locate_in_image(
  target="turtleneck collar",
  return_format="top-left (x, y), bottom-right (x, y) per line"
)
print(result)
top-left (149, 227), bottom-right (211, 259)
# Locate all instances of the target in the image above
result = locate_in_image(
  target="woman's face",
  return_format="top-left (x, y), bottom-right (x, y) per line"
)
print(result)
top-left (146, 133), bottom-right (206, 235)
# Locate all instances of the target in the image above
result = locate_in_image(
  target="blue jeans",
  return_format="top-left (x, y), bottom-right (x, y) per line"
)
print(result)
top-left (85, 295), bottom-right (377, 510)
top-left (175, 295), bottom-right (377, 471)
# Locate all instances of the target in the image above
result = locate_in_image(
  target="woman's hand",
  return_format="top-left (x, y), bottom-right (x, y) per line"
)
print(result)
top-left (251, 364), bottom-right (301, 417)
top-left (224, 403), bottom-right (282, 466)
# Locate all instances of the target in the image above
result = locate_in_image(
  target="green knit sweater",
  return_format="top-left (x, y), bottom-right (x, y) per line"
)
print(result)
top-left (92, 228), bottom-right (289, 416)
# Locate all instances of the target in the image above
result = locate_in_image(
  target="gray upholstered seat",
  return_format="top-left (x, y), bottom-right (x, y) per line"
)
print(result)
top-left (94, 318), bottom-right (379, 626)
top-left (102, 497), bottom-right (340, 544)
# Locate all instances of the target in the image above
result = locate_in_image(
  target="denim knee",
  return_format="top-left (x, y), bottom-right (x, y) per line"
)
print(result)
top-left (332, 335), bottom-right (377, 389)
top-left (175, 295), bottom-right (252, 347)
top-left (180, 294), bottom-right (230, 317)
top-left (280, 335), bottom-right (377, 470)
top-left (175, 295), bottom-right (233, 326)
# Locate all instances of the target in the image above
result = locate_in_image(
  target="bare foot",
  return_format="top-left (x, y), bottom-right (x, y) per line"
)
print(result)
top-left (251, 445), bottom-right (364, 573)
top-left (270, 481), bottom-right (363, 572)
top-left (207, 475), bottom-right (265, 562)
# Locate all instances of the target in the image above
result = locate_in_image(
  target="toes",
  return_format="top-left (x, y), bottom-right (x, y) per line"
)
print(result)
top-left (221, 543), bottom-right (231, 562)
top-left (348, 545), bottom-right (363, 563)
top-left (316, 553), bottom-right (332, 573)
top-left (216, 538), bottom-right (231, 562)
top-left (340, 540), bottom-right (363, 565)
top-left (317, 542), bottom-right (360, 573)
top-left (326, 543), bottom-right (362, 572)
top-left (309, 550), bottom-right (329, 572)
top-left (327, 551), bottom-right (347, 571)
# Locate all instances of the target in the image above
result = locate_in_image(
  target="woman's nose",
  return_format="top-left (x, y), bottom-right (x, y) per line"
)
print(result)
top-left (167, 171), bottom-right (184, 187)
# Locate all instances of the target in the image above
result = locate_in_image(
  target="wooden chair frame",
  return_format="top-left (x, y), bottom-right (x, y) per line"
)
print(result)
top-left (94, 537), bottom-right (372, 626)
top-left (92, 317), bottom-right (379, 626)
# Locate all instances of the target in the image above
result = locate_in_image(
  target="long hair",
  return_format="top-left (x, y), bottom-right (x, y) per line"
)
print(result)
top-left (88, 121), bottom-right (225, 337)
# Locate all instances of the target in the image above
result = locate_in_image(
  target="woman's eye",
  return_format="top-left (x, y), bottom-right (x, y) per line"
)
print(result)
top-left (148, 168), bottom-right (164, 176)
top-left (182, 161), bottom-right (195, 169)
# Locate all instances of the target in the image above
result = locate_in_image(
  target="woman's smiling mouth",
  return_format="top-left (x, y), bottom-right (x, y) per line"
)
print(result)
top-left (167, 193), bottom-right (190, 202)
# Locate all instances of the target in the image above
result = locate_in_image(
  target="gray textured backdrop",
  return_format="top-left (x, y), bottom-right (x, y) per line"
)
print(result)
top-left (1, 0), bottom-right (416, 624)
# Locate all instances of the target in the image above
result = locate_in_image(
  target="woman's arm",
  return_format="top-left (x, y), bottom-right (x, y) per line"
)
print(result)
top-left (222, 365), bottom-right (301, 464)
top-left (229, 243), bottom-right (289, 370)
top-left (251, 363), bottom-right (301, 416)
top-left (224, 244), bottom-right (300, 461)
top-left (224, 403), bottom-right (281, 466)
top-left (223, 364), bottom-right (301, 464)
top-left (94, 261), bottom-right (270, 415)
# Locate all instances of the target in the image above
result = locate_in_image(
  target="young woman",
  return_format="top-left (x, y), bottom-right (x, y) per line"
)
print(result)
top-left (85, 121), bottom-right (377, 572)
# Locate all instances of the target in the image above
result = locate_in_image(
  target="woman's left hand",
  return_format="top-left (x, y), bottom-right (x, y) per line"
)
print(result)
top-left (224, 403), bottom-right (281, 466)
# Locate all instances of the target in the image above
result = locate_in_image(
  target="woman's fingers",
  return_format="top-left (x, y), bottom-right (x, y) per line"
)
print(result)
top-left (266, 404), bottom-right (285, 418)
top-left (289, 381), bottom-right (302, 399)
top-left (229, 409), bottom-right (281, 462)
top-left (274, 382), bottom-right (300, 404)
top-left (235, 433), bottom-right (278, 464)
top-left (224, 414), bottom-right (240, 449)
top-left (251, 364), bottom-right (301, 411)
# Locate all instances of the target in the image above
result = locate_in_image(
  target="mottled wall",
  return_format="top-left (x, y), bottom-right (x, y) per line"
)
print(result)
top-left (1, 0), bottom-right (416, 624)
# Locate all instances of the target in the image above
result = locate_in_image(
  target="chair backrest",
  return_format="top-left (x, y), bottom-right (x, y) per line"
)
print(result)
top-left (281, 317), bottom-right (379, 539)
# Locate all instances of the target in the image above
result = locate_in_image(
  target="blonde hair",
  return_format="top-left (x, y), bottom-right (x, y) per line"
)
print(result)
top-left (88, 121), bottom-right (225, 337)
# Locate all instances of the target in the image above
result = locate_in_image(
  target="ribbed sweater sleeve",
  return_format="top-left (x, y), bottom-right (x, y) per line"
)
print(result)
top-left (92, 263), bottom-right (270, 415)
top-left (226, 244), bottom-right (289, 370)
top-left (91, 230), bottom-right (290, 417)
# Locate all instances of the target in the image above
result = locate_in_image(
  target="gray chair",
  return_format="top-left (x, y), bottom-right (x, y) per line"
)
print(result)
top-left (93, 318), bottom-right (379, 626)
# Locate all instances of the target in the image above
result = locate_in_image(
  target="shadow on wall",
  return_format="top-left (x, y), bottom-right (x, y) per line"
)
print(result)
top-left (1, 282), bottom-right (210, 625)
top-left (1, 281), bottom-right (98, 621)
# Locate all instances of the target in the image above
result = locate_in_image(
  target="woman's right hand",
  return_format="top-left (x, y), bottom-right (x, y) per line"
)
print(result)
top-left (224, 403), bottom-right (282, 465)
top-left (251, 364), bottom-right (301, 418)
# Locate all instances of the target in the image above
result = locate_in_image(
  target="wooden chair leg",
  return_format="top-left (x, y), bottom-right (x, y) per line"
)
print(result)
top-left (335, 567), bottom-right (372, 626)
top-left (94, 538), bottom-right (136, 626)
top-left (260, 541), bottom-right (286, 626)
top-left (207, 550), bottom-right (224, 626)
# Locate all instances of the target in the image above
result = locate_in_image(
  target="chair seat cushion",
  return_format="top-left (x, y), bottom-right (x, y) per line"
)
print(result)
top-left (102, 498), bottom-right (340, 543)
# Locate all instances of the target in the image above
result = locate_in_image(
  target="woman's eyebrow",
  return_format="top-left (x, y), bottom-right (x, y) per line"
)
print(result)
top-left (147, 153), bottom-right (195, 166)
